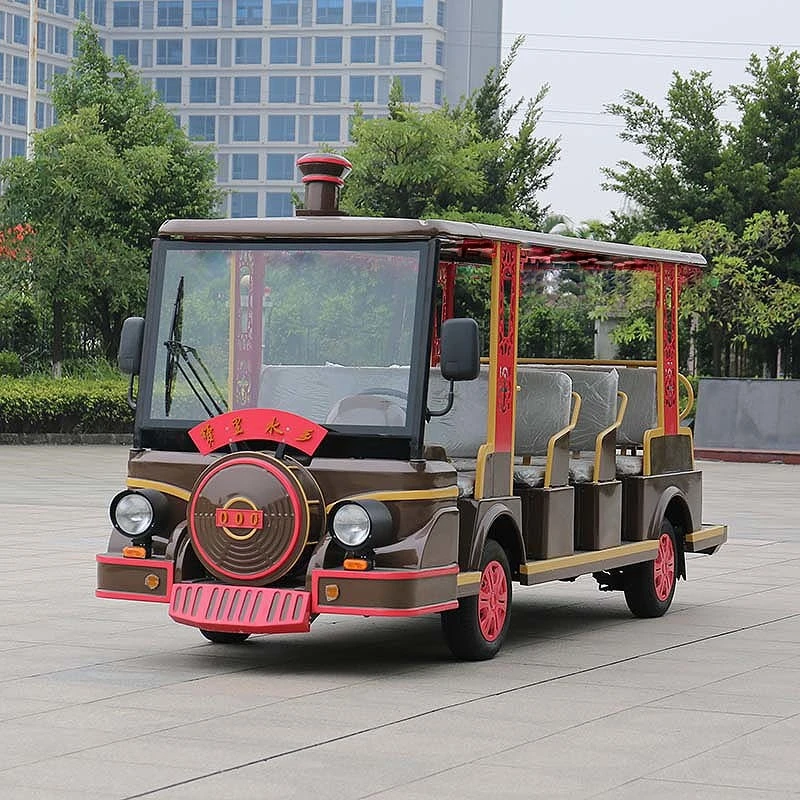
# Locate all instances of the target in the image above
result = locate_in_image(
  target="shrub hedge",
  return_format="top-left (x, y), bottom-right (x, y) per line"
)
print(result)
top-left (0, 378), bottom-right (134, 434)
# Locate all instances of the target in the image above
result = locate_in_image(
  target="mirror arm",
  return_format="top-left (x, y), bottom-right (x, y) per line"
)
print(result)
top-left (426, 380), bottom-right (455, 420)
top-left (126, 374), bottom-right (138, 411)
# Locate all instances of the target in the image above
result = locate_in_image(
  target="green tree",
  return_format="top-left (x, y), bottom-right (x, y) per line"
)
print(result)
top-left (0, 21), bottom-right (220, 375)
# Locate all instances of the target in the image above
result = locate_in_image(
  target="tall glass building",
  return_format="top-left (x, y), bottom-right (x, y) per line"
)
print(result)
top-left (0, 0), bottom-right (502, 216)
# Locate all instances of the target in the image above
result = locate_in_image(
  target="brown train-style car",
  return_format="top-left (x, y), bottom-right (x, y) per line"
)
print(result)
top-left (96, 154), bottom-right (726, 660)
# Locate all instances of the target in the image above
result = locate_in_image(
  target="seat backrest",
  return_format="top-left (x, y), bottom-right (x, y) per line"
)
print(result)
top-left (426, 367), bottom-right (489, 458)
top-left (515, 368), bottom-right (572, 456)
top-left (616, 367), bottom-right (657, 446)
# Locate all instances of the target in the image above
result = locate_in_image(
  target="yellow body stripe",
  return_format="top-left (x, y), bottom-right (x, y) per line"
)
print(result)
top-left (126, 478), bottom-right (191, 502)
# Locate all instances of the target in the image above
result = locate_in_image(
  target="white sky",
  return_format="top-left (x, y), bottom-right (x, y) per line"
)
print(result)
top-left (502, 0), bottom-right (800, 224)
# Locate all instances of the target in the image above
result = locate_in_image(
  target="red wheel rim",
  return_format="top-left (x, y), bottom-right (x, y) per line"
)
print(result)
top-left (478, 560), bottom-right (508, 642)
top-left (653, 532), bottom-right (675, 601)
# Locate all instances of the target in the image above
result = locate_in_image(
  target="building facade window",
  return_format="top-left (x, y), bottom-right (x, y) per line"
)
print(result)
top-left (266, 153), bottom-right (294, 180)
top-left (394, 34), bottom-right (421, 62)
top-left (316, 0), bottom-right (343, 24)
top-left (436, 0), bottom-right (444, 26)
top-left (38, 21), bottom-right (47, 50)
top-left (231, 192), bottom-right (258, 217)
top-left (435, 39), bottom-right (443, 65)
top-left (313, 114), bottom-right (339, 142)
top-left (395, 0), bottom-right (422, 23)
top-left (191, 0), bottom-right (217, 25)
top-left (351, 0), bottom-right (376, 23)
top-left (156, 38), bottom-right (183, 64)
top-left (232, 153), bottom-right (259, 179)
top-left (234, 75), bottom-right (261, 102)
top-left (157, 0), bottom-right (183, 26)
top-left (233, 114), bottom-right (260, 141)
top-left (265, 192), bottom-right (293, 217)
top-left (12, 56), bottom-right (27, 86)
top-left (236, 0), bottom-right (262, 25)
top-left (349, 74), bottom-right (374, 102)
top-left (315, 37), bottom-right (342, 63)
top-left (235, 37), bottom-right (262, 64)
top-left (396, 74), bottom-right (420, 101)
top-left (55, 0), bottom-right (69, 13)
top-left (13, 15), bottom-right (29, 44)
top-left (268, 76), bottom-right (296, 103)
top-left (94, 0), bottom-right (107, 24)
top-left (350, 35), bottom-right (374, 63)
top-left (190, 38), bottom-right (217, 64)
top-left (74, 0), bottom-right (87, 17)
top-left (270, 37), bottom-right (297, 63)
top-left (11, 138), bottom-right (27, 157)
top-left (112, 39), bottom-right (139, 63)
top-left (270, 0), bottom-right (297, 24)
top-left (434, 78), bottom-right (442, 105)
top-left (113, 1), bottom-right (139, 26)
top-left (156, 77), bottom-right (182, 102)
top-left (12, 97), bottom-right (27, 126)
top-left (268, 115), bottom-right (295, 141)
top-left (313, 75), bottom-right (341, 102)
top-left (54, 26), bottom-right (69, 54)
top-left (36, 101), bottom-right (46, 129)
top-left (189, 76), bottom-right (217, 102)
top-left (188, 114), bottom-right (216, 140)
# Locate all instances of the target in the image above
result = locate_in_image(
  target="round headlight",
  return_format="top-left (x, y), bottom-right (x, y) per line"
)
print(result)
top-left (111, 492), bottom-right (155, 537)
top-left (331, 503), bottom-right (371, 548)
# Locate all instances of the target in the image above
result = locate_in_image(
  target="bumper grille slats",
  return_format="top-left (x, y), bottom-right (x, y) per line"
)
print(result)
top-left (169, 583), bottom-right (311, 634)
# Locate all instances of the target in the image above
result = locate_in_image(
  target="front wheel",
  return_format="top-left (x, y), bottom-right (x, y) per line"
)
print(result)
top-left (441, 539), bottom-right (512, 661)
top-left (623, 519), bottom-right (677, 618)
top-left (199, 629), bottom-right (251, 644)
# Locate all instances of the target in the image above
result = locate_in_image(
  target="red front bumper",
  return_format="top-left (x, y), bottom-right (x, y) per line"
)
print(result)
top-left (169, 583), bottom-right (311, 634)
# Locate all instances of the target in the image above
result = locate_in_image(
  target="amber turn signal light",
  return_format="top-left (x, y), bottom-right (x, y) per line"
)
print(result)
top-left (343, 558), bottom-right (369, 571)
top-left (122, 545), bottom-right (147, 559)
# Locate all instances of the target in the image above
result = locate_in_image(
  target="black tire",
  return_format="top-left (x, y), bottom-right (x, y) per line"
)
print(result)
top-left (199, 629), bottom-right (251, 644)
top-left (624, 519), bottom-right (677, 618)
top-left (441, 539), bottom-right (512, 661)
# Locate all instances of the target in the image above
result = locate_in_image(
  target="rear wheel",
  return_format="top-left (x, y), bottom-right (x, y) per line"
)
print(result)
top-left (624, 519), bottom-right (677, 618)
top-left (441, 539), bottom-right (512, 661)
top-left (199, 629), bottom-right (251, 644)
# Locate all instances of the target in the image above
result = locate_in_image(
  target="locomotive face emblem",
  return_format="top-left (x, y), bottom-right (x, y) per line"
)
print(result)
top-left (214, 496), bottom-right (264, 541)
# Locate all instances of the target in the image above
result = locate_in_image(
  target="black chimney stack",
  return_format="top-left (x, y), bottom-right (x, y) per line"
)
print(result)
top-left (295, 153), bottom-right (352, 216)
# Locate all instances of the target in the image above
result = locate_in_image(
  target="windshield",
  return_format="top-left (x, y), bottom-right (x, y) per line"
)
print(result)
top-left (145, 242), bottom-right (427, 431)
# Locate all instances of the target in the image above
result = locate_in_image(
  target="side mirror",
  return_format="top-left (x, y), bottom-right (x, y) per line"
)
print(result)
top-left (118, 317), bottom-right (145, 376)
top-left (440, 318), bottom-right (480, 382)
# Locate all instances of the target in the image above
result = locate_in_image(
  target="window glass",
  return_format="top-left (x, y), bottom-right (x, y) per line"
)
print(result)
top-left (36, 101), bottom-right (46, 129)
top-left (349, 75), bottom-right (374, 102)
top-left (112, 39), bottom-right (139, 64)
top-left (266, 153), bottom-right (294, 180)
top-left (267, 115), bottom-right (295, 141)
top-left (351, 0), bottom-right (376, 23)
top-left (12, 96), bottom-right (27, 126)
top-left (11, 138), bottom-right (27, 157)
top-left (268, 76), bottom-right (296, 103)
top-left (113, 0), bottom-right (139, 26)
top-left (394, 34), bottom-right (421, 62)
top-left (396, 74), bottom-right (420, 102)
top-left (236, 0), bottom-right (261, 24)
top-left (313, 114), bottom-right (340, 142)
top-left (189, 76), bottom-right (217, 102)
top-left (55, 0), bottom-right (69, 12)
top-left (157, 0), bottom-right (182, 25)
top-left (54, 26), bottom-right (69, 54)
top-left (74, 0), bottom-right (87, 17)
top-left (316, 0), bottom-right (343, 23)
top-left (435, 40), bottom-right (443, 66)
top-left (270, 0), bottom-right (297, 24)
top-left (234, 76), bottom-right (261, 102)
top-left (395, 0), bottom-right (423, 22)
top-left (313, 75), bottom-right (341, 102)
top-left (13, 15), bottom-right (28, 44)
top-left (231, 192), bottom-right (258, 217)
top-left (315, 36), bottom-right (342, 63)
top-left (156, 76), bottom-right (182, 102)
top-left (94, 0), bottom-right (107, 24)
top-left (12, 56), bottom-right (27, 85)
top-left (233, 114), bottom-right (260, 141)
top-left (232, 153), bottom-right (259, 180)
top-left (156, 38), bottom-right (183, 64)
top-left (190, 38), bottom-right (217, 65)
top-left (434, 78), bottom-right (442, 105)
top-left (235, 37), bottom-right (262, 63)
top-left (265, 192), bottom-right (293, 217)
top-left (188, 114), bottom-right (215, 140)
top-left (191, 0), bottom-right (217, 25)
top-left (350, 36), bottom-right (374, 63)
top-left (270, 37), bottom-right (297, 63)
top-left (436, 0), bottom-right (444, 26)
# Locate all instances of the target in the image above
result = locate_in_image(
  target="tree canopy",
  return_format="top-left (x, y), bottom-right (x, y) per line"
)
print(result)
top-left (0, 22), bottom-right (220, 375)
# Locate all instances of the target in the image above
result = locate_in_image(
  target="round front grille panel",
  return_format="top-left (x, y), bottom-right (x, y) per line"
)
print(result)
top-left (188, 453), bottom-right (311, 584)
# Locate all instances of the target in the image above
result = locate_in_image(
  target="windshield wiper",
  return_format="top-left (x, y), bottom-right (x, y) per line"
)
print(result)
top-left (164, 276), bottom-right (228, 417)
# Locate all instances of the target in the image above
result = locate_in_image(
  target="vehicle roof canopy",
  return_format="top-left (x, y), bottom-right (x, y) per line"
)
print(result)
top-left (158, 216), bottom-right (707, 270)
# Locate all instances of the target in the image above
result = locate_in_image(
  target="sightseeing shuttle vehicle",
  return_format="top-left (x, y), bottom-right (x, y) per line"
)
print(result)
top-left (97, 154), bottom-right (727, 660)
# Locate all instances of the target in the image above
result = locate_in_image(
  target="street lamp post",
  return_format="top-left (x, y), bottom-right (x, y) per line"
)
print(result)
top-left (26, 0), bottom-right (39, 159)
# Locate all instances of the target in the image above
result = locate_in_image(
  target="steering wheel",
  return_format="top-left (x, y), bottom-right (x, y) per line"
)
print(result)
top-left (357, 387), bottom-right (408, 402)
top-left (326, 388), bottom-right (408, 425)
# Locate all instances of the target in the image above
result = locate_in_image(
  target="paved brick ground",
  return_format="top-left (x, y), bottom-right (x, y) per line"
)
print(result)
top-left (1, 446), bottom-right (798, 799)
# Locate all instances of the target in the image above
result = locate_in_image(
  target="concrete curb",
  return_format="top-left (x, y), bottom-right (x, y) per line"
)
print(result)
top-left (0, 433), bottom-right (133, 446)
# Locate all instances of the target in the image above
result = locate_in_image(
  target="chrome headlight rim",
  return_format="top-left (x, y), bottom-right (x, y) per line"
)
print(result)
top-left (330, 502), bottom-right (372, 548)
top-left (329, 499), bottom-right (393, 552)
top-left (109, 489), bottom-right (166, 539)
